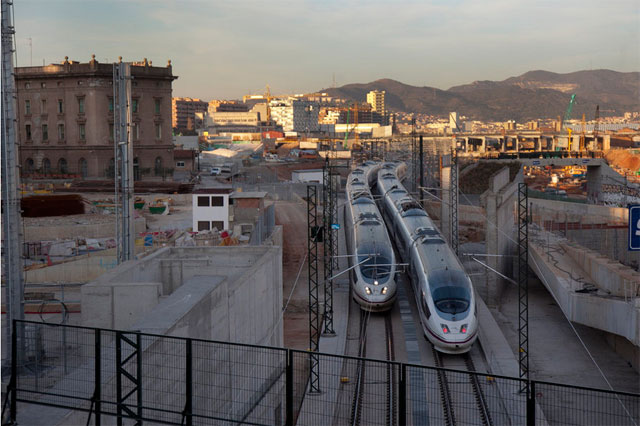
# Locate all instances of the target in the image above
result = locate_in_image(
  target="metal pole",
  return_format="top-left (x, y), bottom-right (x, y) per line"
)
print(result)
top-left (307, 185), bottom-right (320, 393)
top-left (115, 62), bottom-right (134, 263)
top-left (451, 147), bottom-right (459, 256)
top-left (518, 183), bottom-right (529, 392)
top-left (323, 158), bottom-right (335, 335)
top-left (419, 135), bottom-right (424, 191)
top-left (2, 0), bottom-right (25, 365)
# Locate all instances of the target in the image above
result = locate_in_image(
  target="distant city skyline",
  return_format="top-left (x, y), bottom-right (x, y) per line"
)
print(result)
top-left (13, 0), bottom-right (640, 100)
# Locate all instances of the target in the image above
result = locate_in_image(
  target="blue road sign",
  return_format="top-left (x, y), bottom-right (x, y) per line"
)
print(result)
top-left (629, 205), bottom-right (640, 251)
top-left (532, 160), bottom-right (540, 166)
top-left (331, 223), bottom-right (340, 230)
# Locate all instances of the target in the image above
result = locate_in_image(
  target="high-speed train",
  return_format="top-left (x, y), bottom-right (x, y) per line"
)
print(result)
top-left (344, 161), bottom-right (397, 311)
top-left (376, 162), bottom-right (478, 353)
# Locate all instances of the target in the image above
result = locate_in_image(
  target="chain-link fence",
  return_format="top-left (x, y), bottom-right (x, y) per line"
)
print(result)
top-left (4, 320), bottom-right (639, 425)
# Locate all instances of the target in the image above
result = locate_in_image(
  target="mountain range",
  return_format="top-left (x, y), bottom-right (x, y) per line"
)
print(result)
top-left (319, 70), bottom-right (640, 122)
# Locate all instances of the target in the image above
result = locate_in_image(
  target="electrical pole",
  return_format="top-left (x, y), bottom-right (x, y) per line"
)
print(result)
top-left (307, 185), bottom-right (320, 393)
top-left (114, 62), bottom-right (134, 262)
top-left (518, 183), bottom-right (529, 392)
top-left (451, 147), bottom-right (459, 256)
top-left (2, 0), bottom-right (25, 363)
top-left (323, 157), bottom-right (335, 335)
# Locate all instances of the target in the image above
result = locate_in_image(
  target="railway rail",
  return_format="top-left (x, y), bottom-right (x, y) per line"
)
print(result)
top-left (350, 310), bottom-right (396, 426)
top-left (432, 346), bottom-right (494, 426)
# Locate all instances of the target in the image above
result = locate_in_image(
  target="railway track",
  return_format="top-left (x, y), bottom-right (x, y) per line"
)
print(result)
top-left (350, 310), bottom-right (396, 426)
top-left (432, 346), bottom-right (494, 426)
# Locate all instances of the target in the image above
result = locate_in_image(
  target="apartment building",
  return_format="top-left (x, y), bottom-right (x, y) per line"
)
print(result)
top-left (172, 97), bottom-right (208, 130)
top-left (15, 56), bottom-right (177, 179)
top-left (366, 90), bottom-right (386, 115)
top-left (269, 98), bottom-right (319, 132)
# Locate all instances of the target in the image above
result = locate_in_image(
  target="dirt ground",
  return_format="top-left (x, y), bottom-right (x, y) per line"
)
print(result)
top-left (275, 199), bottom-right (314, 350)
top-left (605, 149), bottom-right (640, 173)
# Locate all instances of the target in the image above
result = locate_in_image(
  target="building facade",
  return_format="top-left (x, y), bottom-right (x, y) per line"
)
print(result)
top-left (15, 56), bottom-right (177, 179)
top-left (172, 97), bottom-right (208, 130)
top-left (270, 98), bottom-right (319, 133)
top-left (366, 90), bottom-right (386, 116)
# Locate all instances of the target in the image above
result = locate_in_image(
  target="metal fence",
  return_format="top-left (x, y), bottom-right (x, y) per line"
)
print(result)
top-left (250, 204), bottom-right (276, 246)
top-left (4, 320), bottom-right (639, 425)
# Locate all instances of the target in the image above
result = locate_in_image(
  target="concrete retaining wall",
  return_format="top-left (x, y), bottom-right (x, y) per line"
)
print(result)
top-left (530, 242), bottom-right (640, 348)
top-left (25, 217), bottom-right (146, 241)
top-left (560, 241), bottom-right (640, 297)
top-left (26, 249), bottom-right (118, 283)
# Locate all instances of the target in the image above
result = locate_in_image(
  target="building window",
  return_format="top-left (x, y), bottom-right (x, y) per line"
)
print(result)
top-left (197, 196), bottom-right (210, 207)
top-left (78, 158), bottom-right (88, 178)
top-left (132, 99), bottom-right (139, 113)
top-left (154, 157), bottom-right (163, 176)
top-left (211, 196), bottom-right (224, 207)
top-left (78, 97), bottom-right (85, 114)
top-left (133, 123), bottom-right (139, 140)
top-left (42, 158), bottom-right (51, 174)
top-left (25, 100), bottom-right (31, 115)
top-left (109, 123), bottom-right (114, 140)
top-left (42, 124), bottom-right (48, 141)
top-left (57, 123), bottom-right (65, 140)
top-left (40, 82), bottom-right (46, 88)
top-left (25, 124), bottom-right (31, 140)
top-left (108, 97), bottom-right (114, 112)
top-left (155, 123), bottom-right (162, 139)
top-left (197, 221), bottom-right (210, 231)
top-left (154, 98), bottom-right (161, 114)
top-left (41, 99), bottom-right (46, 113)
top-left (212, 221), bottom-right (224, 231)
top-left (78, 124), bottom-right (86, 141)
top-left (25, 158), bottom-right (34, 173)
top-left (25, 82), bottom-right (30, 89)
top-left (58, 158), bottom-right (68, 174)
top-left (176, 161), bottom-right (185, 168)
top-left (57, 99), bottom-right (64, 114)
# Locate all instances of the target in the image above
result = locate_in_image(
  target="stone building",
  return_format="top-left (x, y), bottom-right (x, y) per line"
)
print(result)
top-left (15, 56), bottom-right (177, 179)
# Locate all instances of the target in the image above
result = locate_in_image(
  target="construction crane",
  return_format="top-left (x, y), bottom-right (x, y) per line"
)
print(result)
top-left (593, 104), bottom-right (600, 140)
top-left (560, 94), bottom-right (576, 150)
top-left (264, 84), bottom-right (273, 123)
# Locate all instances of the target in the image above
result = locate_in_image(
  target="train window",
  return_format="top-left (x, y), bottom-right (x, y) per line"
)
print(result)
top-left (421, 293), bottom-right (432, 319)
top-left (432, 286), bottom-right (470, 315)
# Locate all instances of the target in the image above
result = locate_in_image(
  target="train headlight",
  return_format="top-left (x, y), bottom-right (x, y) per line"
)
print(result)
top-left (441, 324), bottom-right (450, 334)
top-left (374, 280), bottom-right (379, 286)
top-left (382, 286), bottom-right (388, 295)
top-left (365, 286), bottom-right (372, 295)
top-left (461, 324), bottom-right (468, 334)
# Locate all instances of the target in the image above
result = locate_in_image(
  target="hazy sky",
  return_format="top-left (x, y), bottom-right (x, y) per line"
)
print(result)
top-left (14, 0), bottom-right (640, 100)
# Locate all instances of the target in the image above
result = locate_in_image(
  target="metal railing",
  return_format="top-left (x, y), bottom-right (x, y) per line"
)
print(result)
top-left (3, 320), bottom-right (639, 426)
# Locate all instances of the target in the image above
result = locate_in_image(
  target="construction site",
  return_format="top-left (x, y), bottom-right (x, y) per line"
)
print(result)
top-left (2, 1), bottom-right (640, 423)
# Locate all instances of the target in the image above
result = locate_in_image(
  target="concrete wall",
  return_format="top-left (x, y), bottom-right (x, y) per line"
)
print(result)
top-left (25, 249), bottom-right (118, 283)
top-left (24, 217), bottom-right (146, 241)
top-left (481, 166), bottom-right (523, 305)
top-left (530, 198), bottom-right (629, 223)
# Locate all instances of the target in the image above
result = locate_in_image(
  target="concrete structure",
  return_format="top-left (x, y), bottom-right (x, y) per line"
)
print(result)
top-left (210, 111), bottom-right (261, 126)
top-left (291, 169), bottom-right (323, 183)
top-left (173, 149), bottom-right (197, 172)
top-left (480, 165), bottom-right (523, 305)
top-left (192, 187), bottom-right (233, 232)
top-left (208, 100), bottom-right (249, 114)
top-left (269, 98), bottom-right (319, 133)
top-left (230, 191), bottom-right (267, 223)
top-left (449, 112), bottom-right (460, 132)
top-left (173, 135), bottom-right (199, 150)
top-left (81, 243), bottom-right (283, 345)
top-left (366, 90), bottom-right (385, 116)
top-left (171, 97), bottom-right (207, 130)
top-left (15, 56), bottom-right (176, 179)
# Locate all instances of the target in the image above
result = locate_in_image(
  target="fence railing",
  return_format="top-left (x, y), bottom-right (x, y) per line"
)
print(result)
top-left (3, 320), bottom-right (639, 425)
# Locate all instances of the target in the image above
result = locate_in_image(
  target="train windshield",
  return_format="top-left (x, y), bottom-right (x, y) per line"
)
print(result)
top-left (429, 269), bottom-right (471, 315)
top-left (357, 242), bottom-right (393, 284)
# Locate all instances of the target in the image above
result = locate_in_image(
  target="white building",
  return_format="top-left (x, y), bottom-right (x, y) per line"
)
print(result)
top-left (192, 188), bottom-right (234, 232)
top-left (291, 169), bottom-right (324, 183)
top-left (270, 98), bottom-right (319, 132)
top-left (366, 90), bottom-right (386, 115)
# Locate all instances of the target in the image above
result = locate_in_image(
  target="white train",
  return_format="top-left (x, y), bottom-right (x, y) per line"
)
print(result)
top-left (376, 162), bottom-right (478, 353)
top-left (344, 161), bottom-right (397, 312)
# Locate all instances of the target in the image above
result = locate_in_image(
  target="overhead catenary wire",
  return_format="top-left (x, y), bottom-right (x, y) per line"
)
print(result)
top-left (454, 185), bottom-right (636, 423)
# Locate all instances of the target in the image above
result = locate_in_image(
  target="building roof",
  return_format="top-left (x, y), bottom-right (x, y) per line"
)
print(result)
top-left (293, 169), bottom-right (324, 173)
top-left (174, 149), bottom-right (196, 159)
top-left (193, 187), bottom-right (234, 195)
top-left (230, 191), bottom-right (268, 199)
